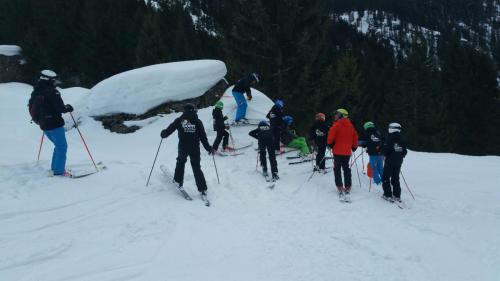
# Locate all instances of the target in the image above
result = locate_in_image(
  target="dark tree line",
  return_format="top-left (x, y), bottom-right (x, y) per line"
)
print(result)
top-left (0, 0), bottom-right (498, 155)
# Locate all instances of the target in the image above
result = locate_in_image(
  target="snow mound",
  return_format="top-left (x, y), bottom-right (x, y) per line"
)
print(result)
top-left (220, 86), bottom-right (273, 121)
top-left (84, 60), bottom-right (227, 116)
top-left (0, 45), bottom-right (21, 56)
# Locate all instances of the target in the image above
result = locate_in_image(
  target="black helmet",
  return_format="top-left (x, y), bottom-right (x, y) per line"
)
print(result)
top-left (184, 103), bottom-right (197, 113)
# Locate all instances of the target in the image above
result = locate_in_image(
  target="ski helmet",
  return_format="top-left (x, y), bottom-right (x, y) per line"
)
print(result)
top-left (275, 99), bottom-right (284, 109)
top-left (251, 73), bottom-right (260, 83)
top-left (259, 120), bottom-right (270, 127)
top-left (388, 123), bottom-right (401, 133)
top-left (184, 103), bottom-right (197, 113)
top-left (215, 101), bottom-right (224, 109)
top-left (363, 121), bottom-right (375, 130)
top-left (283, 115), bottom-right (293, 125)
top-left (39, 70), bottom-right (57, 81)
top-left (315, 113), bottom-right (326, 121)
top-left (336, 108), bottom-right (349, 118)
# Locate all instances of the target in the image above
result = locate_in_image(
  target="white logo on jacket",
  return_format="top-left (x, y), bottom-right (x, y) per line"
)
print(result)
top-left (181, 119), bottom-right (196, 133)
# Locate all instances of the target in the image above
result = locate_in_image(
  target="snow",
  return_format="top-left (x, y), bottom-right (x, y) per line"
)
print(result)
top-left (81, 60), bottom-right (227, 116)
top-left (0, 45), bottom-right (21, 56)
top-left (1, 80), bottom-right (500, 281)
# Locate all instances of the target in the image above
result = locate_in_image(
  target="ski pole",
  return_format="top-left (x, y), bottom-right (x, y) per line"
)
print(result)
top-left (212, 153), bottom-right (220, 184)
top-left (349, 152), bottom-right (363, 168)
top-left (37, 132), bottom-right (44, 162)
top-left (146, 138), bottom-right (163, 186)
top-left (361, 149), bottom-right (365, 174)
top-left (400, 171), bottom-right (416, 200)
top-left (369, 178), bottom-right (372, 192)
top-left (70, 112), bottom-right (98, 171)
top-left (353, 153), bottom-right (362, 189)
top-left (307, 155), bottom-right (328, 182)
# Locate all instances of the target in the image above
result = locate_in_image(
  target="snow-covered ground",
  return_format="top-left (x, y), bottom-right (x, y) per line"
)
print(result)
top-left (1, 81), bottom-right (499, 281)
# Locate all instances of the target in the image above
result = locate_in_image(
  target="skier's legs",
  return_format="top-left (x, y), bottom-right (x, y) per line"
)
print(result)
top-left (212, 129), bottom-right (224, 150)
top-left (232, 91), bottom-right (247, 121)
top-left (382, 160), bottom-right (393, 197)
top-left (267, 142), bottom-right (278, 174)
top-left (222, 130), bottom-right (229, 149)
top-left (391, 160), bottom-right (403, 198)
top-left (288, 138), bottom-right (310, 155)
top-left (272, 127), bottom-right (281, 151)
top-left (259, 144), bottom-right (268, 172)
top-left (333, 155), bottom-right (344, 188)
top-left (174, 148), bottom-right (188, 186)
top-left (44, 126), bottom-right (68, 175)
top-left (341, 155), bottom-right (352, 191)
top-left (376, 156), bottom-right (385, 184)
top-left (316, 144), bottom-right (327, 169)
top-left (369, 155), bottom-right (382, 184)
top-left (189, 150), bottom-right (208, 192)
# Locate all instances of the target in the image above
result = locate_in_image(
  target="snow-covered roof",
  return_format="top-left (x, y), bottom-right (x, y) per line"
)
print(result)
top-left (0, 45), bottom-right (21, 56)
top-left (84, 60), bottom-right (227, 116)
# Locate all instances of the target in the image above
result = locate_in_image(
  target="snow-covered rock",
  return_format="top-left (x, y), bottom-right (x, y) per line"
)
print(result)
top-left (83, 60), bottom-right (227, 116)
top-left (0, 45), bottom-right (21, 56)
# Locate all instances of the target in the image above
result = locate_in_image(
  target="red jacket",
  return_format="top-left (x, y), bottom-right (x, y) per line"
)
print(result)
top-left (327, 118), bottom-right (358, 156)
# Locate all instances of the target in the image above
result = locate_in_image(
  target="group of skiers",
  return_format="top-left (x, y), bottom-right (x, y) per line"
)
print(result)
top-left (29, 70), bottom-right (408, 203)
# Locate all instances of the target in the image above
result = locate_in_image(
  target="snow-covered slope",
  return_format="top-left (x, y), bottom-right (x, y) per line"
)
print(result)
top-left (82, 60), bottom-right (227, 116)
top-left (1, 81), bottom-right (499, 281)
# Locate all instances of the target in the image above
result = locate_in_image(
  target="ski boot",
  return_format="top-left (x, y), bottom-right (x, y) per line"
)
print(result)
top-left (272, 173), bottom-right (279, 181)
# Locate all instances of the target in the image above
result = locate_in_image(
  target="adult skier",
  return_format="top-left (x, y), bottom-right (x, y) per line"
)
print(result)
top-left (327, 108), bottom-right (358, 195)
top-left (249, 120), bottom-right (279, 180)
top-left (29, 70), bottom-right (74, 176)
top-left (381, 123), bottom-right (408, 202)
top-left (211, 101), bottom-right (230, 152)
top-left (160, 103), bottom-right (214, 197)
top-left (232, 73), bottom-right (259, 124)
top-left (280, 116), bottom-right (310, 157)
top-left (309, 113), bottom-right (329, 173)
top-left (359, 121), bottom-right (384, 185)
top-left (266, 99), bottom-right (285, 153)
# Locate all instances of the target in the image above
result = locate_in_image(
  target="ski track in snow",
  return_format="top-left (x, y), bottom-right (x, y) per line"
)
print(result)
top-left (1, 82), bottom-right (500, 281)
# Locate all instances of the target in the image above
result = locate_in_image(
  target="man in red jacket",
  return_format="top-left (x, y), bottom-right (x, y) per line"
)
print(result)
top-left (327, 108), bottom-right (358, 196)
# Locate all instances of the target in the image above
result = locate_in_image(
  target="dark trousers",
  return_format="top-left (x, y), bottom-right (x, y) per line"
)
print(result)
top-left (334, 155), bottom-right (352, 190)
top-left (272, 127), bottom-right (281, 151)
top-left (259, 142), bottom-right (278, 174)
top-left (212, 128), bottom-right (229, 150)
top-left (315, 144), bottom-right (327, 169)
top-left (382, 158), bottom-right (403, 198)
top-left (174, 147), bottom-right (207, 192)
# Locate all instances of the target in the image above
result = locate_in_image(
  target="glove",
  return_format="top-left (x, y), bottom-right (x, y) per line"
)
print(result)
top-left (64, 104), bottom-right (74, 113)
top-left (208, 148), bottom-right (216, 155)
top-left (352, 146), bottom-right (357, 152)
top-left (247, 95), bottom-right (252, 101)
top-left (160, 129), bottom-right (168, 138)
top-left (327, 143), bottom-right (333, 149)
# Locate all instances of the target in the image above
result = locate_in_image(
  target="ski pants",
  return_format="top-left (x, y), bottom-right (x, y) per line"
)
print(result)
top-left (382, 158), bottom-right (403, 198)
top-left (333, 155), bottom-right (352, 191)
top-left (369, 155), bottom-right (384, 185)
top-left (259, 142), bottom-right (278, 174)
top-left (44, 126), bottom-right (68, 175)
top-left (174, 147), bottom-right (207, 192)
top-left (212, 128), bottom-right (229, 151)
top-left (315, 143), bottom-right (327, 169)
top-left (232, 91), bottom-right (247, 121)
top-left (288, 137), bottom-right (310, 156)
top-left (272, 126), bottom-right (281, 151)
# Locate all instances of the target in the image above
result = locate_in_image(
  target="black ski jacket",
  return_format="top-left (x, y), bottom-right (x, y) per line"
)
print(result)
top-left (232, 75), bottom-right (255, 99)
top-left (212, 108), bottom-right (227, 131)
top-left (249, 122), bottom-right (274, 145)
top-left (266, 105), bottom-right (284, 129)
top-left (280, 126), bottom-right (298, 145)
top-left (309, 120), bottom-right (329, 146)
top-left (360, 127), bottom-right (384, 156)
top-left (382, 132), bottom-right (407, 161)
top-left (162, 112), bottom-right (212, 152)
top-left (29, 80), bottom-right (69, 131)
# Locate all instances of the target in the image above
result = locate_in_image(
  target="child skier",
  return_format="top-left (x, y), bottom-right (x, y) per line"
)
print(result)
top-left (249, 120), bottom-right (279, 180)
top-left (212, 101), bottom-right (230, 152)
top-left (309, 113), bottom-right (329, 173)
top-left (359, 121), bottom-right (384, 185)
top-left (381, 123), bottom-right (408, 202)
top-left (280, 116), bottom-right (310, 157)
top-left (266, 99), bottom-right (284, 153)
top-left (327, 108), bottom-right (358, 196)
top-left (232, 73), bottom-right (259, 124)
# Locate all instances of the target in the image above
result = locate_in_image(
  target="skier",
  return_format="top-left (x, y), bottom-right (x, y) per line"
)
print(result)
top-left (280, 116), bottom-right (310, 157)
top-left (29, 70), bottom-right (74, 176)
top-left (359, 121), bottom-right (384, 185)
top-left (212, 101), bottom-right (230, 152)
top-left (160, 103), bottom-right (215, 197)
top-left (309, 113), bottom-right (329, 173)
top-left (266, 99), bottom-right (285, 153)
top-left (232, 73), bottom-right (259, 124)
top-left (381, 123), bottom-right (408, 202)
top-left (327, 108), bottom-right (358, 195)
top-left (249, 120), bottom-right (279, 180)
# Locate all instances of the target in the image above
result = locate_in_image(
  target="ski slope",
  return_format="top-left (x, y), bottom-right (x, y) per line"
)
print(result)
top-left (1, 81), bottom-right (499, 281)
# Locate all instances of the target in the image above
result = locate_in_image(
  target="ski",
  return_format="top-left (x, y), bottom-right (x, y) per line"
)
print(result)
top-left (70, 170), bottom-right (98, 178)
top-left (286, 155), bottom-right (303, 160)
top-left (289, 159), bottom-right (314, 165)
top-left (382, 196), bottom-right (403, 209)
top-left (216, 151), bottom-right (245, 157)
top-left (230, 142), bottom-right (253, 151)
top-left (159, 165), bottom-right (193, 201)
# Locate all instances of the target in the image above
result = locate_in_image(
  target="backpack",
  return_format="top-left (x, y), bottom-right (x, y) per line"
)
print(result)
top-left (28, 91), bottom-right (46, 125)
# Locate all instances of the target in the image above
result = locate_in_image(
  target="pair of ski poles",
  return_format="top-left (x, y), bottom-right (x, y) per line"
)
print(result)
top-left (37, 112), bottom-right (98, 172)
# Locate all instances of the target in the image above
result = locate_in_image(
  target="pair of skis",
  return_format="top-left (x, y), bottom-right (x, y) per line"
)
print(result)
top-left (49, 162), bottom-right (107, 178)
top-left (159, 165), bottom-right (210, 207)
top-left (382, 196), bottom-right (406, 209)
top-left (215, 143), bottom-right (253, 157)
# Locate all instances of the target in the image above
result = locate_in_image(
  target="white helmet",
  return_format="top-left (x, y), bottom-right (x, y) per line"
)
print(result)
top-left (39, 69), bottom-right (58, 81)
top-left (388, 123), bottom-right (401, 133)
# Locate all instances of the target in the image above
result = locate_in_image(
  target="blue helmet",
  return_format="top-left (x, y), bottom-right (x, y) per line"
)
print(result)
top-left (283, 115), bottom-right (293, 125)
top-left (275, 99), bottom-right (284, 109)
top-left (259, 120), bottom-right (270, 127)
